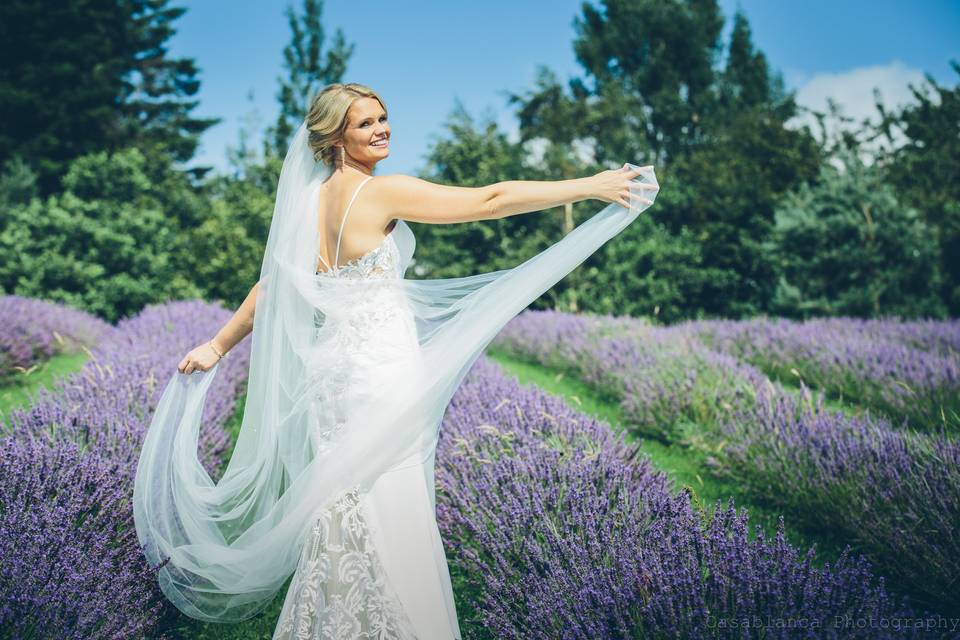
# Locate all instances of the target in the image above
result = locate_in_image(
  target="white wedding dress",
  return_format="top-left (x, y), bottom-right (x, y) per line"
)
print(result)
top-left (132, 117), bottom-right (658, 640)
top-left (272, 176), bottom-right (460, 639)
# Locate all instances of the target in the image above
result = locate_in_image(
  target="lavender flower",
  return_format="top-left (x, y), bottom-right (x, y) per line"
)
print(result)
top-left (494, 310), bottom-right (772, 440)
top-left (435, 357), bottom-right (926, 638)
top-left (719, 384), bottom-right (960, 613)
top-left (0, 298), bottom-right (251, 637)
top-left (0, 437), bottom-right (164, 639)
top-left (0, 294), bottom-right (114, 382)
top-left (683, 316), bottom-right (960, 432)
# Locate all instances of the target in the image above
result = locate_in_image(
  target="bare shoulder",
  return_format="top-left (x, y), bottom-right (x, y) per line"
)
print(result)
top-left (366, 173), bottom-right (496, 225)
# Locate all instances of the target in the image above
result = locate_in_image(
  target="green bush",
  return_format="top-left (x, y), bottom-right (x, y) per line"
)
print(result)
top-left (768, 147), bottom-right (947, 319)
top-left (0, 148), bottom-right (202, 322)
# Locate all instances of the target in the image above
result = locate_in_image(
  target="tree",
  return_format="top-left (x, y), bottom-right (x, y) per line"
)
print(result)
top-left (266, 0), bottom-right (353, 157)
top-left (769, 145), bottom-right (945, 319)
top-left (570, 0), bottom-right (726, 163)
top-left (507, 1), bottom-right (820, 318)
top-left (0, 148), bottom-right (202, 322)
top-left (0, 0), bottom-right (219, 195)
top-left (872, 61), bottom-right (960, 315)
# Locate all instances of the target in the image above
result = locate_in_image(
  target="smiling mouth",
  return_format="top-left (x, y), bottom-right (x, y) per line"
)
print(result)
top-left (370, 138), bottom-right (389, 147)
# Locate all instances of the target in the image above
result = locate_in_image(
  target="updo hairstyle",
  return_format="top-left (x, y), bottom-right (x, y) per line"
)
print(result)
top-left (306, 83), bottom-right (388, 166)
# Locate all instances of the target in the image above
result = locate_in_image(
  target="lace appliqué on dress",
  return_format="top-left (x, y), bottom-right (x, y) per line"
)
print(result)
top-left (273, 487), bottom-right (419, 640)
top-left (308, 236), bottom-right (404, 454)
top-left (315, 232), bottom-right (398, 280)
top-left (279, 236), bottom-right (418, 638)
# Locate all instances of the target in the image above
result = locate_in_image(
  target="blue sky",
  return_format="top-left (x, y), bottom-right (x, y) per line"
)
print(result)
top-left (168, 0), bottom-right (960, 175)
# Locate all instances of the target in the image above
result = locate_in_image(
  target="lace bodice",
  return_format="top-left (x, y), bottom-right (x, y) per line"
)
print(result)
top-left (315, 229), bottom-right (401, 280)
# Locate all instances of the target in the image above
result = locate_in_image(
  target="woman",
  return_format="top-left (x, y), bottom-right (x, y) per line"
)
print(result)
top-left (133, 82), bottom-right (658, 639)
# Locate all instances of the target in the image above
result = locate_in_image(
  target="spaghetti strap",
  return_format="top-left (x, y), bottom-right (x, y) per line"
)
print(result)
top-left (334, 175), bottom-right (374, 269)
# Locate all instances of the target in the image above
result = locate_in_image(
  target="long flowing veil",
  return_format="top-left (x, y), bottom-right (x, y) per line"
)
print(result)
top-left (133, 117), bottom-right (659, 622)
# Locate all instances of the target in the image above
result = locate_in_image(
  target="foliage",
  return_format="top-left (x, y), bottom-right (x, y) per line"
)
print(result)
top-left (768, 145), bottom-right (946, 319)
top-left (182, 154), bottom-right (283, 308)
top-left (0, 148), bottom-right (203, 322)
top-left (498, 1), bottom-right (822, 319)
top-left (579, 213), bottom-right (706, 322)
top-left (266, 0), bottom-right (353, 156)
top-left (0, 0), bottom-right (219, 195)
top-left (0, 155), bottom-right (38, 209)
top-left (872, 60), bottom-right (960, 315)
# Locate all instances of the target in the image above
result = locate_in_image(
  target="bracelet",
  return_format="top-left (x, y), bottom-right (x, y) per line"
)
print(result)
top-left (209, 340), bottom-right (226, 360)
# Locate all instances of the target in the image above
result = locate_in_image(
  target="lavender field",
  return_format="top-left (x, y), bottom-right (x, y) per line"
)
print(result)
top-left (493, 310), bottom-right (960, 620)
top-left (0, 298), bottom-right (956, 638)
top-left (0, 295), bottom-right (114, 384)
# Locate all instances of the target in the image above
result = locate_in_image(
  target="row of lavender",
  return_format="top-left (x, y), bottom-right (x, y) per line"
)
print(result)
top-left (0, 299), bottom-right (945, 637)
top-left (0, 300), bottom-right (251, 638)
top-left (437, 357), bottom-right (934, 638)
top-left (681, 317), bottom-right (960, 432)
top-left (491, 310), bottom-right (960, 616)
top-left (0, 295), bottom-right (115, 383)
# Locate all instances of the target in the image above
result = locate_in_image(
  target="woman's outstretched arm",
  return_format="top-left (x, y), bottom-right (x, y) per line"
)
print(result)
top-left (368, 166), bottom-right (652, 227)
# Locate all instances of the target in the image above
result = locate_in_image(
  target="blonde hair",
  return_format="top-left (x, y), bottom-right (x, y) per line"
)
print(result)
top-left (306, 83), bottom-right (388, 166)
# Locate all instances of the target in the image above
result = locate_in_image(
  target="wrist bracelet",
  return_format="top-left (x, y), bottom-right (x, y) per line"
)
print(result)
top-left (209, 340), bottom-right (226, 359)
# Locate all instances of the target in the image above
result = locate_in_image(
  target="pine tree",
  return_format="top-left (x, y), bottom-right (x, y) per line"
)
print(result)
top-left (0, 0), bottom-right (219, 195)
top-left (872, 61), bottom-right (960, 315)
top-left (266, 0), bottom-right (353, 157)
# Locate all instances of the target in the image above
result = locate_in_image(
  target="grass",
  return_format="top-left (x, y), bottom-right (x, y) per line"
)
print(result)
top-left (164, 595), bottom-right (291, 640)
top-left (0, 351), bottom-right (90, 430)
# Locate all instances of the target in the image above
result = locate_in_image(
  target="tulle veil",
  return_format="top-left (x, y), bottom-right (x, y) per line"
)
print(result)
top-left (132, 116), bottom-right (659, 622)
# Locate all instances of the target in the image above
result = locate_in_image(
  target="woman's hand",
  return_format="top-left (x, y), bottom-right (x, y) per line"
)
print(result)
top-left (178, 341), bottom-right (223, 375)
top-left (591, 164), bottom-right (657, 209)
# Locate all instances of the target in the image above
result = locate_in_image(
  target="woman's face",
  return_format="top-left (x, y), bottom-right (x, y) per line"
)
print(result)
top-left (338, 97), bottom-right (390, 169)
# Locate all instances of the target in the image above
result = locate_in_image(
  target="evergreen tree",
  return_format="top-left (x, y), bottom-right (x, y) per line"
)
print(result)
top-left (872, 61), bottom-right (960, 315)
top-left (505, 0), bottom-right (820, 318)
top-left (0, 148), bottom-right (202, 322)
top-left (570, 0), bottom-right (725, 163)
top-left (769, 145), bottom-right (945, 319)
top-left (266, 0), bottom-right (353, 157)
top-left (0, 0), bottom-right (219, 195)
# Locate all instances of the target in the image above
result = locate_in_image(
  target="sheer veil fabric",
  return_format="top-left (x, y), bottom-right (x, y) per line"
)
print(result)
top-left (132, 118), bottom-right (659, 626)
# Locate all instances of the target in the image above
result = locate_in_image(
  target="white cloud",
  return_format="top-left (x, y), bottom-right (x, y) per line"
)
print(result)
top-left (786, 61), bottom-right (930, 158)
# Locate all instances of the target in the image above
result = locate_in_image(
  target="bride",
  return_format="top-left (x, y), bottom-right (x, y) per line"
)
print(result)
top-left (133, 82), bottom-right (658, 639)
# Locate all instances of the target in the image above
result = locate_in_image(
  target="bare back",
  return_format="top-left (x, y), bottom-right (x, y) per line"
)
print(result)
top-left (315, 175), bottom-right (397, 274)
